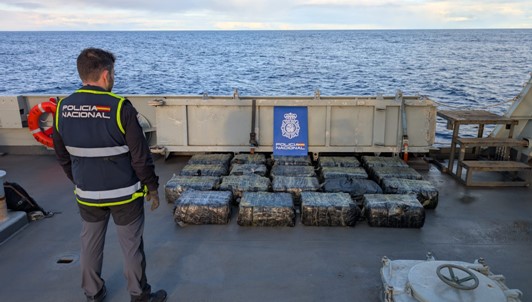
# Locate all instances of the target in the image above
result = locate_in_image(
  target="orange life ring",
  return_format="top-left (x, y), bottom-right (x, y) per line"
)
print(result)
top-left (28, 100), bottom-right (57, 148)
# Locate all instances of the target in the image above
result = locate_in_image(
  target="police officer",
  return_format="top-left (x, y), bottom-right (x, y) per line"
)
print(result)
top-left (53, 48), bottom-right (167, 302)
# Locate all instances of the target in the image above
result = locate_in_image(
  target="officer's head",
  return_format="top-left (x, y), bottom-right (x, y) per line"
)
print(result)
top-left (77, 48), bottom-right (115, 91)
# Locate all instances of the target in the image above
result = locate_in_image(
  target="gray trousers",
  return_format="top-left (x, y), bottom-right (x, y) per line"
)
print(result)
top-left (80, 200), bottom-right (148, 297)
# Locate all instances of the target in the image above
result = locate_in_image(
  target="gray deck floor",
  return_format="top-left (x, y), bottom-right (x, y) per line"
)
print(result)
top-left (0, 154), bottom-right (530, 302)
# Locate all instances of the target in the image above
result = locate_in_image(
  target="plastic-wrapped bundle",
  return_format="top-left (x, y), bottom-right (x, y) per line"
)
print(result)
top-left (368, 166), bottom-right (422, 185)
top-left (165, 175), bottom-right (220, 203)
top-left (300, 192), bottom-right (359, 226)
top-left (321, 167), bottom-right (368, 179)
top-left (219, 175), bottom-right (271, 199)
top-left (381, 178), bottom-right (439, 209)
top-left (270, 165), bottom-right (317, 177)
top-left (229, 164), bottom-right (268, 176)
top-left (180, 164), bottom-right (229, 177)
top-left (363, 194), bottom-right (425, 228)
top-left (238, 192), bottom-right (295, 227)
top-left (319, 156), bottom-right (361, 168)
top-left (272, 176), bottom-right (320, 193)
top-left (231, 153), bottom-right (266, 165)
top-left (273, 155), bottom-right (312, 166)
top-left (322, 177), bottom-right (382, 197)
top-left (174, 190), bottom-right (232, 225)
top-left (360, 156), bottom-right (409, 168)
top-left (187, 153), bottom-right (233, 165)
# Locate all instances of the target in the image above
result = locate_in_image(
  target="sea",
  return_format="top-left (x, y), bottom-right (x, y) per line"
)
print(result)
top-left (1, 29), bottom-right (531, 143)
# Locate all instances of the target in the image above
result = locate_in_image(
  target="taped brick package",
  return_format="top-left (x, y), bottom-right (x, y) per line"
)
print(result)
top-left (174, 190), bottom-right (232, 226)
top-left (229, 164), bottom-right (268, 176)
top-left (368, 166), bottom-right (423, 185)
top-left (219, 175), bottom-right (271, 199)
top-left (360, 156), bottom-right (409, 168)
top-left (322, 176), bottom-right (382, 201)
top-left (321, 167), bottom-right (368, 179)
top-left (164, 175), bottom-right (220, 203)
top-left (381, 178), bottom-right (439, 209)
top-left (238, 192), bottom-right (295, 227)
top-left (187, 153), bottom-right (233, 165)
top-left (300, 192), bottom-right (359, 226)
top-left (231, 153), bottom-right (267, 165)
top-left (318, 156), bottom-right (361, 167)
top-left (180, 164), bottom-right (229, 177)
top-left (363, 194), bottom-right (425, 228)
top-left (272, 155), bottom-right (312, 166)
top-left (270, 165), bottom-right (317, 177)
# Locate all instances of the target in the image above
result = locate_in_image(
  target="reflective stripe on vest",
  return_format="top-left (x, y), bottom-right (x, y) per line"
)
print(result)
top-left (76, 185), bottom-right (147, 207)
top-left (66, 145), bottom-right (129, 157)
top-left (76, 181), bottom-right (142, 200)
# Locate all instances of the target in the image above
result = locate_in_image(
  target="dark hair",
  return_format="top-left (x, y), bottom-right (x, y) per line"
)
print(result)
top-left (76, 48), bottom-right (115, 82)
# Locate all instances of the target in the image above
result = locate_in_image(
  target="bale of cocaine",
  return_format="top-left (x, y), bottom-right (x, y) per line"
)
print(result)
top-left (229, 164), bottom-right (268, 176)
top-left (322, 176), bottom-right (382, 197)
top-left (180, 164), bottom-right (229, 177)
top-left (273, 155), bottom-right (312, 166)
top-left (300, 192), bottom-right (359, 226)
top-left (272, 176), bottom-right (321, 194)
top-left (381, 178), bottom-right (439, 209)
top-left (321, 167), bottom-right (368, 179)
top-left (238, 192), bottom-right (295, 227)
top-left (231, 153), bottom-right (267, 165)
top-left (165, 175), bottom-right (220, 203)
top-left (318, 156), bottom-right (361, 168)
top-left (270, 165), bottom-right (317, 177)
top-left (360, 156), bottom-right (409, 168)
top-left (188, 153), bottom-right (233, 165)
top-left (363, 194), bottom-right (425, 228)
top-left (219, 175), bottom-right (271, 199)
top-left (174, 190), bottom-right (232, 225)
top-left (368, 166), bottom-right (423, 185)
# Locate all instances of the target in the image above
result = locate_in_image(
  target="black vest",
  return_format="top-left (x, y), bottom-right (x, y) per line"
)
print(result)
top-left (55, 87), bottom-right (145, 206)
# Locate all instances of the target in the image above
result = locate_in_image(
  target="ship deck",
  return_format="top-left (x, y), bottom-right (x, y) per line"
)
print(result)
top-left (0, 154), bottom-right (530, 302)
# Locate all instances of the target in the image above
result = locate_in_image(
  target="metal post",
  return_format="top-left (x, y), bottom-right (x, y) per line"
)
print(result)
top-left (0, 170), bottom-right (7, 222)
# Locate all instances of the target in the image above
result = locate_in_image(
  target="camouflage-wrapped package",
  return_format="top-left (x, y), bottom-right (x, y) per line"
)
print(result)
top-left (300, 192), bottom-right (359, 226)
top-left (238, 192), bottom-right (295, 227)
top-left (368, 166), bottom-right (422, 185)
top-left (187, 153), bottom-right (233, 165)
top-left (165, 175), bottom-right (220, 203)
top-left (219, 175), bottom-right (271, 199)
top-left (272, 155), bottom-right (312, 166)
top-left (319, 156), bottom-right (361, 168)
top-left (363, 194), bottom-right (425, 228)
top-left (321, 167), bottom-right (368, 179)
top-left (231, 153), bottom-right (266, 165)
top-left (322, 177), bottom-right (382, 198)
top-left (180, 164), bottom-right (229, 177)
top-left (270, 165), bottom-right (317, 177)
top-left (174, 190), bottom-right (232, 226)
top-left (271, 176), bottom-right (320, 194)
top-left (381, 178), bottom-right (439, 209)
top-left (229, 164), bottom-right (268, 176)
top-left (360, 156), bottom-right (409, 168)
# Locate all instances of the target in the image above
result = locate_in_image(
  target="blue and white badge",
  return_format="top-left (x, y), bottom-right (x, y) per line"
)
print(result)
top-left (273, 106), bottom-right (308, 156)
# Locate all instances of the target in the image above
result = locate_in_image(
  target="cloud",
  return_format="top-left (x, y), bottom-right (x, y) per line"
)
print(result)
top-left (0, 0), bottom-right (530, 30)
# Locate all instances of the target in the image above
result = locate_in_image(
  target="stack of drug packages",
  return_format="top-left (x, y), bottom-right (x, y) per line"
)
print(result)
top-left (359, 156), bottom-right (438, 228)
top-left (166, 154), bottom-right (232, 226)
top-left (165, 153), bottom-right (438, 228)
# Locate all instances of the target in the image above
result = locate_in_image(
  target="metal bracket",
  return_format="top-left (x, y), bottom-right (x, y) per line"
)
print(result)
top-left (202, 92), bottom-right (209, 100)
top-left (314, 89), bottom-right (321, 100)
top-left (233, 88), bottom-right (240, 100)
top-left (148, 99), bottom-right (165, 107)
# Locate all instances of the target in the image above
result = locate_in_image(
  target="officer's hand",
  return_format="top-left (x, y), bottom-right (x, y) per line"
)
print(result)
top-left (146, 191), bottom-right (160, 211)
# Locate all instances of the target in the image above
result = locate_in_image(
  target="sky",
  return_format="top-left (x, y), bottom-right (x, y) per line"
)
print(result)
top-left (0, 0), bottom-right (530, 31)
